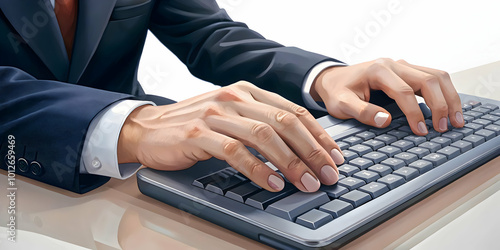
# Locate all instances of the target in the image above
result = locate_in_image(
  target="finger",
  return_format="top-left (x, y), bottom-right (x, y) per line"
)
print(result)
top-left (325, 90), bottom-right (393, 129)
top-left (238, 82), bottom-right (344, 165)
top-left (229, 100), bottom-right (337, 189)
top-left (367, 63), bottom-right (428, 136)
top-left (397, 60), bottom-right (464, 128)
top-left (190, 127), bottom-right (285, 192)
top-left (387, 61), bottom-right (450, 132)
top-left (204, 114), bottom-right (336, 189)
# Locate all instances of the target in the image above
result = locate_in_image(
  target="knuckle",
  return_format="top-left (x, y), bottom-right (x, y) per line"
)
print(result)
top-left (374, 58), bottom-right (394, 66)
top-left (434, 103), bottom-right (449, 114)
top-left (287, 157), bottom-right (302, 171)
top-left (252, 123), bottom-right (275, 144)
top-left (247, 161), bottom-right (262, 175)
top-left (275, 111), bottom-right (298, 127)
top-left (421, 75), bottom-right (440, 87)
top-left (397, 85), bottom-right (415, 96)
top-left (202, 102), bottom-right (222, 117)
top-left (437, 70), bottom-right (450, 80)
top-left (397, 59), bottom-right (408, 64)
top-left (216, 88), bottom-right (243, 102)
top-left (223, 140), bottom-right (244, 156)
top-left (291, 104), bottom-right (309, 117)
top-left (307, 148), bottom-right (324, 163)
top-left (185, 119), bottom-right (206, 138)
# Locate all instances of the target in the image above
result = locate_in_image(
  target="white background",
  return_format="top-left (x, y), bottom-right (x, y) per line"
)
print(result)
top-left (138, 0), bottom-right (500, 101)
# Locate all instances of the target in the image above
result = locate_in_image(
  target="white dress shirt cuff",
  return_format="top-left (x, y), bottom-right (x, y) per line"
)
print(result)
top-left (80, 100), bottom-right (155, 179)
top-left (302, 61), bottom-right (347, 111)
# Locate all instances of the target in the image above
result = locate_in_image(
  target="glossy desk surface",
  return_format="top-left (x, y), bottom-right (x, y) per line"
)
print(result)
top-left (1, 61), bottom-right (500, 249)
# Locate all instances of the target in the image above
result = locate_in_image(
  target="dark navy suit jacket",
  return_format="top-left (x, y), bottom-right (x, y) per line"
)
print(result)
top-left (0, 0), bottom-right (339, 193)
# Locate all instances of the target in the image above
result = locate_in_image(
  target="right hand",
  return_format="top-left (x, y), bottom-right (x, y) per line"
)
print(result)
top-left (117, 81), bottom-right (344, 192)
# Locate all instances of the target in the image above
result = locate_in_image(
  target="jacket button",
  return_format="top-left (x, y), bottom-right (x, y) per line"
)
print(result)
top-left (30, 161), bottom-right (44, 176)
top-left (18, 158), bottom-right (29, 172)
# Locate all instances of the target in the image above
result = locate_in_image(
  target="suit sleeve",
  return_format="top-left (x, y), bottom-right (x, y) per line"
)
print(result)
top-left (148, 0), bottom-right (343, 107)
top-left (0, 66), bottom-right (136, 193)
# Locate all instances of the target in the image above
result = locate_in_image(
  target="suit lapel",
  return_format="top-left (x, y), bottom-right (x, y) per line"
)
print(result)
top-left (0, 0), bottom-right (69, 80)
top-left (68, 0), bottom-right (116, 83)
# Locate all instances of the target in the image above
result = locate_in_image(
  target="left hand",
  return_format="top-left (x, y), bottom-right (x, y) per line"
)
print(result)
top-left (311, 58), bottom-right (465, 135)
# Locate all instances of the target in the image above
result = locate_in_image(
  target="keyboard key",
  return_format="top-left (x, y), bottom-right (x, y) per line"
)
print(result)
top-left (425, 129), bottom-right (441, 140)
top-left (481, 114), bottom-right (500, 122)
top-left (226, 182), bottom-right (262, 202)
top-left (392, 117), bottom-right (408, 124)
top-left (246, 185), bottom-right (297, 210)
top-left (353, 170), bottom-right (380, 183)
top-left (436, 146), bottom-right (461, 160)
top-left (471, 107), bottom-right (490, 113)
top-left (362, 140), bottom-right (385, 150)
top-left (408, 160), bottom-right (433, 174)
top-left (442, 131), bottom-right (464, 142)
top-left (450, 140), bottom-right (473, 153)
top-left (473, 119), bottom-right (492, 127)
top-left (462, 103), bottom-right (472, 111)
top-left (296, 209), bottom-right (333, 229)
top-left (265, 192), bottom-right (330, 221)
top-left (393, 167), bottom-right (419, 181)
top-left (387, 130), bottom-right (409, 140)
top-left (381, 158), bottom-right (405, 170)
top-left (374, 134), bottom-right (397, 144)
top-left (407, 147), bottom-right (430, 158)
top-left (206, 175), bottom-right (248, 195)
top-left (338, 177), bottom-right (366, 190)
top-left (343, 136), bottom-right (363, 146)
top-left (319, 200), bottom-right (353, 218)
top-left (349, 144), bottom-right (372, 156)
top-left (398, 125), bottom-right (413, 133)
top-left (337, 141), bottom-right (350, 151)
top-left (339, 174), bottom-right (346, 180)
top-left (362, 152), bottom-right (388, 164)
top-left (356, 131), bottom-right (376, 140)
top-left (349, 158), bottom-right (374, 170)
top-left (430, 137), bottom-right (452, 147)
top-left (452, 127), bottom-right (474, 137)
top-left (320, 184), bottom-right (349, 199)
top-left (339, 190), bottom-right (372, 207)
top-left (462, 115), bottom-right (474, 123)
top-left (465, 100), bottom-right (481, 108)
top-left (422, 153), bottom-right (447, 166)
top-left (464, 111), bottom-right (482, 119)
top-left (369, 124), bottom-right (398, 135)
top-left (419, 141), bottom-right (441, 153)
top-left (391, 140), bottom-right (414, 151)
top-left (463, 134), bottom-right (486, 147)
top-left (480, 103), bottom-right (499, 110)
top-left (491, 110), bottom-right (500, 117)
top-left (338, 164), bottom-right (360, 176)
top-left (342, 150), bottom-right (358, 162)
top-left (394, 152), bottom-right (418, 164)
top-left (465, 122), bottom-right (484, 132)
top-left (378, 146), bottom-right (402, 157)
top-left (485, 124), bottom-right (500, 135)
top-left (496, 120), bottom-right (500, 126)
top-left (404, 135), bottom-right (427, 146)
top-left (359, 182), bottom-right (389, 198)
top-left (378, 174), bottom-right (405, 189)
top-left (475, 129), bottom-right (496, 140)
top-left (193, 171), bottom-right (229, 189)
top-left (368, 164), bottom-right (393, 176)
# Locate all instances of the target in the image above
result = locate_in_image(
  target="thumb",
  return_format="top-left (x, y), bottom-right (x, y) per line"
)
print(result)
top-left (328, 92), bottom-right (392, 128)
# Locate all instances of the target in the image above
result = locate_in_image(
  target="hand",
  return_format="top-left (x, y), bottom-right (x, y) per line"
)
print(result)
top-left (117, 81), bottom-right (345, 192)
top-left (312, 58), bottom-right (465, 135)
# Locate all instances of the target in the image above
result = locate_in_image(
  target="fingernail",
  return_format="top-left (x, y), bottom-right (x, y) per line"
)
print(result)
top-left (418, 121), bottom-right (428, 134)
top-left (330, 149), bottom-right (344, 165)
top-left (439, 117), bottom-right (448, 131)
top-left (268, 175), bottom-right (284, 191)
top-left (301, 172), bottom-right (320, 192)
top-left (456, 112), bottom-right (464, 125)
top-left (321, 165), bottom-right (339, 184)
top-left (374, 112), bottom-right (389, 127)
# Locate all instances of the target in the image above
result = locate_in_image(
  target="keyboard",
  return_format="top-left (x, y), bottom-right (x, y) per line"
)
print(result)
top-left (137, 93), bottom-right (500, 249)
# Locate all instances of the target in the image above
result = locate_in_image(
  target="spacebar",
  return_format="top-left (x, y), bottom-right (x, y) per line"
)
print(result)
top-left (265, 192), bottom-right (330, 221)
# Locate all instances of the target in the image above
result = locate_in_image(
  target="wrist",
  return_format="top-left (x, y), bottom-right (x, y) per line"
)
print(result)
top-left (311, 66), bottom-right (336, 102)
top-left (117, 105), bottom-right (153, 164)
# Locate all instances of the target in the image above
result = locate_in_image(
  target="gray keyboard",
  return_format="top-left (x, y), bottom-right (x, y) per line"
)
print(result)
top-left (137, 93), bottom-right (500, 249)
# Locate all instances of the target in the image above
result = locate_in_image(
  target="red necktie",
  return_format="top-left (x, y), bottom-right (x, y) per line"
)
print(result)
top-left (54, 0), bottom-right (78, 60)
